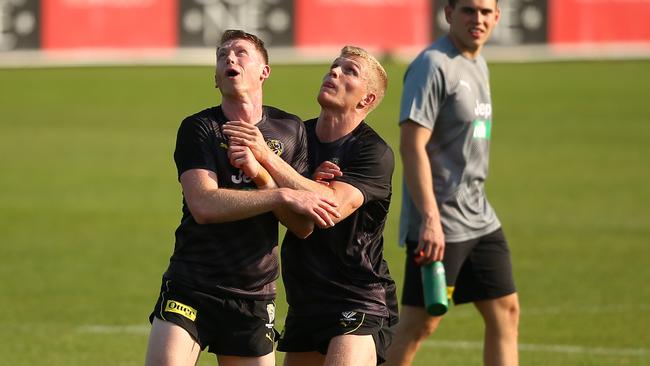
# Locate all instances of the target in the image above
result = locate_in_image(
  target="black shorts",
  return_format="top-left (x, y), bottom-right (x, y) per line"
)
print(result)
top-left (402, 228), bottom-right (516, 306)
top-left (277, 310), bottom-right (394, 364)
top-left (148, 278), bottom-right (278, 357)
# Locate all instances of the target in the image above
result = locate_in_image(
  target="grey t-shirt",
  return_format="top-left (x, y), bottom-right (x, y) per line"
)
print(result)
top-left (399, 35), bottom-right (501, 244)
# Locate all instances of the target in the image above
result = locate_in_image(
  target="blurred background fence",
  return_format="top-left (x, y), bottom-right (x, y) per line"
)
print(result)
top-left (1, 0), bottom-right (649, 67)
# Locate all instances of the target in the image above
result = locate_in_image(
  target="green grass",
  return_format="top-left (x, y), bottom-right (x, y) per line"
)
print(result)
top-left (1, 60), bottom-right (649, 365)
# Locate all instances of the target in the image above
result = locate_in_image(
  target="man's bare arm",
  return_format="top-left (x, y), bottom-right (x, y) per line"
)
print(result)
top-left (180, 168), bottom-right (338, 232)
top-left (228, 144), bottom-right (339, 236)
top-left (400, 120), bottom-right (445, 263)
top-left (180, 169), bottom-right (286, 224)
top-left (223, 121), bottom-right (362, 223)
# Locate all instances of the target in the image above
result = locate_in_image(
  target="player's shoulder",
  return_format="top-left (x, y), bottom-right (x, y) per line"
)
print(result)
top-left (180, 106), bottom-right (220, 128)
top-left (303, 117), bottom-right (318, 126)
top-left (357, 122), bottom-right (386, 142)
top-left (356, 123), bottom-right (393, 157)
top-left (412, 36), bottom-right (458, 70)
top-left (263, 105), bottom-right (302, 124)
top-left (302, 117), bottom-right (317, 132)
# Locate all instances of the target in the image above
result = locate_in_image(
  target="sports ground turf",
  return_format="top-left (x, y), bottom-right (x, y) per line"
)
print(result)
top-left (1, 60), bottom-right (649, 365)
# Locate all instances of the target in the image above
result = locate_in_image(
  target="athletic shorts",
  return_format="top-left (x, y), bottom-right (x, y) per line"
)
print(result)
top-left (402, 228), bottom-right (516, 306)
top-left (148, 278), bottom-right (278, 357)
top-left (277, 310), bottom-right (394, 364)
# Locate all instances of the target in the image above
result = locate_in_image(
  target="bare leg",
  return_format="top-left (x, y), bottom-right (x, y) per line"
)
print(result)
top-left (283, 351), bottom-right (325, 366)
top-left (324, 334), bottom-right (376, 366)
top-left (145, 317), bottom-right (201, 366)
top-left (384, 305), bottom-right (443, 366)
top-left (475, 293), bottom-right (520, 366)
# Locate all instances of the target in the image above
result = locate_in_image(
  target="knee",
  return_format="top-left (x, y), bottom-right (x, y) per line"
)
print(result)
top-left (395, 306), bottom-right (444, 343)
top-left (480, 294), bottom-right (520, 334)
top-left (415, 316), bottom-right (442, 340)
top-left (497, 296), bottom-right (520, 336)
top-left (505, 296), bottom-right (520, 325)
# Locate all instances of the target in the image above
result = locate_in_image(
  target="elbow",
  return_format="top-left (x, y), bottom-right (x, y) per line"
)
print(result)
top-left (294, 227), bottom-right (314, 240)
top-left (193, 214), bottom-right (210, 225)
top-left (399, 143), bottom-right (414, 158)
top-left (290, 222), bottom-right (315, 239)
top-left (188, 204), bottom-right (214, 225)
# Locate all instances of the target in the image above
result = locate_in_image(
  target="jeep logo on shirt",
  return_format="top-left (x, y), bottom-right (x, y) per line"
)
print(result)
top-left (474, 100), bottom-right (492, 119)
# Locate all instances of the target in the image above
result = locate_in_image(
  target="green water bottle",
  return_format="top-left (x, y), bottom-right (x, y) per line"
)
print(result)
top-left (421, 261), bottom-right (448, 316)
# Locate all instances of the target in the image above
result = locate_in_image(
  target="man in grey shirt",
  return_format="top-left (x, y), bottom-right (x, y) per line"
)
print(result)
top-left (386, 1), bottom-right (520, 365)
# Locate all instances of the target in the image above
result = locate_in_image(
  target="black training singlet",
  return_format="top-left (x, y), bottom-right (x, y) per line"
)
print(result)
top-left (282, 119), bottom-right (397, 321)
top-left (166, 106), bottom-right (308, 299)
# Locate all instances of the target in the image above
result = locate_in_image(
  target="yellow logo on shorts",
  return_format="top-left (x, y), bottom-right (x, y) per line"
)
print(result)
top-left (165, 300), bottom-right (197, 321)
top-left (447, 286), bottom-right (455, 300)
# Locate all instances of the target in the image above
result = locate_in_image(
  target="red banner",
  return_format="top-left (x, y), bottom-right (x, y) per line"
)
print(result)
top-left (549, 0), bottom-right (650, 43)
top-left (295, 0), bottom-right (430, 51)
top-left (42, 0), bottom-right (177, 49)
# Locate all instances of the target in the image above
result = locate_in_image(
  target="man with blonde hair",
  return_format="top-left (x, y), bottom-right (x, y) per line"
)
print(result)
top-left (224, 45), bottom-right (397, 366)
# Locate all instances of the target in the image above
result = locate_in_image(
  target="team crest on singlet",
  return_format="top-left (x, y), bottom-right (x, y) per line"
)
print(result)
top-left (266, 139), bottom-right (284, 156)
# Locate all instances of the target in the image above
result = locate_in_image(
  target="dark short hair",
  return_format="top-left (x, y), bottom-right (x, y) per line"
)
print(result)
top-left (448, 0), bottom-right (498, 6)
top-left (219, 29), bottom-right (269, 64)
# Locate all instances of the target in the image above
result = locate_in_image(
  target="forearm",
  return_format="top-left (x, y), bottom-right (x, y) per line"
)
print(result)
top-left (251, 165), bottom-right (315, 237)
top-left (273, 207), bottom-right (314, 239)
top-left (221, 121), bottom-right (330, 196)
top-left (251, 166), bottom-right (278, 189)
top-left (401, 145), bottom-right (441, 223)
top-left (400, 122), bottom-right (445, 260)
top-left (261, 144), bottom-right (365, 225)
top-left (261, 152), bottom-right (334, 199)
top-left (189, 187), bottom-right (284, 224)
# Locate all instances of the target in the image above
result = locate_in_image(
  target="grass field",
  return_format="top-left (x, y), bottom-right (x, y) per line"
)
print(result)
top-left (1, 60), bottom-right (649, 365)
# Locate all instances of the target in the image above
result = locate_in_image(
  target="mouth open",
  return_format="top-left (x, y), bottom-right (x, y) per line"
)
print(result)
top-left (226, 69), bottom-right (240, 77)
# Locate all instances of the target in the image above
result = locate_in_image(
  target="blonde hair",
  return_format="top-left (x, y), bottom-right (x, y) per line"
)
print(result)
top-left (340, 46), bottom-right (388, 111)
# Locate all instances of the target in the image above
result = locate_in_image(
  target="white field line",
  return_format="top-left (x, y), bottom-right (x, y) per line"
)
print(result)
top-left (449, 304), bottom-right (650, 318)
top-left (422, 340), bottom-right (650, 358)
top-left (76, 324), bottom-right (650, 358)
top-left (522, 304), bottom-right (650, 317)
